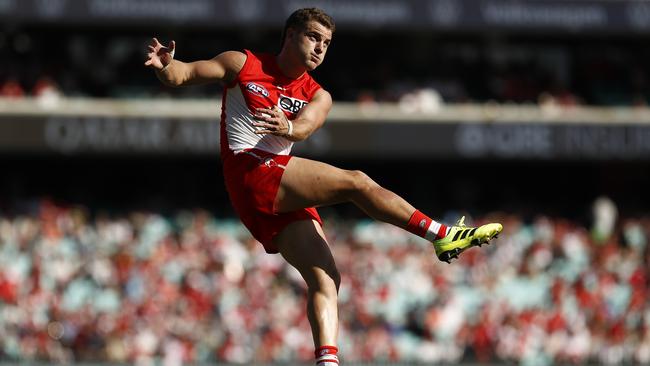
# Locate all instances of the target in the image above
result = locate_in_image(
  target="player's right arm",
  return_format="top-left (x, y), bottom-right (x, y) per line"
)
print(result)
top-left (144, 38), bottom-right (246, 87)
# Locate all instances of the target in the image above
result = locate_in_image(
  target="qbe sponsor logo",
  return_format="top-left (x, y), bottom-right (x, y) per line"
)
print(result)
top-left (278, 94), bottom-right (308, 114)
top-left (246, 82), bottom-right (269, 97)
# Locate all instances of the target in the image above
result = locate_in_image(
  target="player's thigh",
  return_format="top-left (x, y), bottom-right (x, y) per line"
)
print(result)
top-left (274, 219), bottom-right (340, 289)
top-left (275, 156), bottom-right (363, 213)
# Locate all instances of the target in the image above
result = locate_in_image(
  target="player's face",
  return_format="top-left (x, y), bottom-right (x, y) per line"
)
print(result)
top-left (289, 21), bottom-right (332, 71)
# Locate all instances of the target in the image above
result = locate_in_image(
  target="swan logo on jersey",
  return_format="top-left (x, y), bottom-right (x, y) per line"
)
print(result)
top-left (278, 94), bottom-right (308, 114)
top-left (246, 82), bottom-right (269, 97)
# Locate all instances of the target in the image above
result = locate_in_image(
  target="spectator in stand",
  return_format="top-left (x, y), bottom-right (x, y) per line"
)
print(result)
top-left (0, 199), bottom-right (648, 365)
top-left (32, 76), bottom-right (62, 98)
top-left (0, 78), bottom-right (25, 98)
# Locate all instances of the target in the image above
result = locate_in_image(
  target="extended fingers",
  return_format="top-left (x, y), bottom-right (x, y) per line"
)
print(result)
top-left (253, 106), bottom-right (291, 136)
top-left (254, 109), bottom-right (279, 122)
top-left (256, 107), bottom-right (285, 117)
top-left (253, 122), bottom-right (279, 134)
top-left (255, 107), bottom-right (275, 115)
top-left (144, 50), bottom-right (157, 65)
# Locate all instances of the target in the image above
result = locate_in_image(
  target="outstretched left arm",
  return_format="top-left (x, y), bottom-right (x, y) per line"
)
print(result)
top-left (253, 89), bottom-right (332, 142)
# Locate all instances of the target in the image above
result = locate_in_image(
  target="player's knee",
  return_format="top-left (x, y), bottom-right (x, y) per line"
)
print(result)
top-left (347, 170), bottom-right (377, 195)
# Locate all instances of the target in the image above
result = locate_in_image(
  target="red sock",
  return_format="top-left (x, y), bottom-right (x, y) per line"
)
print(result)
top-left (315, 345), bottom-right (339, 365)
top-left (406, 210), bottom-right (448, 241)
top-left (407, 210), bottom-right (431, 237)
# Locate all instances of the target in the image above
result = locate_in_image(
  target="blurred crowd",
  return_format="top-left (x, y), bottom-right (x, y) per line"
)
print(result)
top-left (0, 199), bottom-right (648, 365)
top-left (2, 27), bottom-right (650, 110)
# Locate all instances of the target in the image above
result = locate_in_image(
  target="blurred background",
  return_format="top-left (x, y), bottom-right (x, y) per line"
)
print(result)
top-left (1, 0), bottom-right (649, 365)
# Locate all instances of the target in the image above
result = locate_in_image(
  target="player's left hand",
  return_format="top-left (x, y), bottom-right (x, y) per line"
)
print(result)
top-left (144, 38), bottom-right (175, 71)
top-left (253, 105), bottom-right (291, 137)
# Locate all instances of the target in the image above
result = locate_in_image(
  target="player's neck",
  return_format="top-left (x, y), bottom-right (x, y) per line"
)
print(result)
top-left (275, 52), bottom-right (306, 80)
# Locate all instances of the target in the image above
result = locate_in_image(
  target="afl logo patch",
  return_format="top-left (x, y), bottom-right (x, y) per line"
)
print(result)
top-left (278, 94), bottom-right (308, 114)
top-left (246, 82), bottom-right (269, 97)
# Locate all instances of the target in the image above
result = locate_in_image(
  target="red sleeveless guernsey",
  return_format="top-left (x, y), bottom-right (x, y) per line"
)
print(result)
top-left (220, 49), bottom-right (322, 157)
top-left (220, 50), bottom-right (324, 253)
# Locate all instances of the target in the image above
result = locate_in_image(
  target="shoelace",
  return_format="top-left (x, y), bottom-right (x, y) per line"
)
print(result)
top-left (455, 215), bottom-right (466, 228)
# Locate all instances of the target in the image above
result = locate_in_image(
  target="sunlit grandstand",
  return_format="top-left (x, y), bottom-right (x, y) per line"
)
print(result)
top-left (1, 1), bottom-right (649, 365)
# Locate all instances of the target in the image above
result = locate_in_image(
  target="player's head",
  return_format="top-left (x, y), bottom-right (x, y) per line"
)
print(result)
top-left (280, 8), bottom-right (335, 71)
